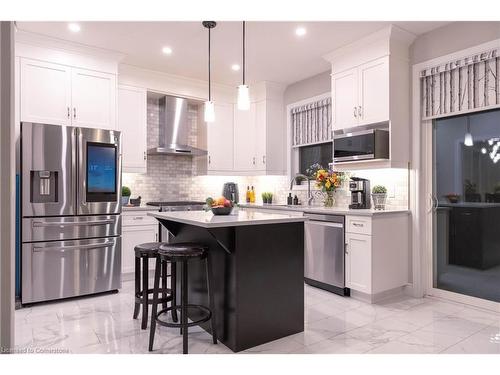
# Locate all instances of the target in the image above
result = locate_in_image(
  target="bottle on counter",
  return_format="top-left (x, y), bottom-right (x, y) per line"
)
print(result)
top-left (246, 186), bottom-right (251, 203)
top-left (287, 193), bottom-right (293, 205)
top-left (293, 195), bottom-right (299, 205)
top-left (250, 186), bottom-right (256, 203)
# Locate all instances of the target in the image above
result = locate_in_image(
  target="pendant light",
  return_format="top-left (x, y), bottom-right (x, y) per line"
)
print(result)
top-left (464, 116), bottom-right (473, 147)
top-left (237, 21), bottom-right (250, 110)
top-left (203, 21), bottom-right (216, 122)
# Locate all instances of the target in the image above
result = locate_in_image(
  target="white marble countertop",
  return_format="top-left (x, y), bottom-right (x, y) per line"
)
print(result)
top-left (122, 205), bottom-right (159, 212)
top-left (239, 203), bottom-right (409, 216)
top-left (148, 210), bottom-right (308, 228)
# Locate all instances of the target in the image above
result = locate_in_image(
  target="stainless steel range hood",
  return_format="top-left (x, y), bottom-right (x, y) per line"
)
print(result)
top-left (147, 95), bottom-right (207, 156)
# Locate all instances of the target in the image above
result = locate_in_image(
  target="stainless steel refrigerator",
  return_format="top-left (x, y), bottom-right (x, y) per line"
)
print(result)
top-left (21, 122), bottom-right (122, 304)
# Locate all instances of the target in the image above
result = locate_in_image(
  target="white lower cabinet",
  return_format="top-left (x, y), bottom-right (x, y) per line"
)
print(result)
top-left (121, 211), bottom-right (158, 274)
top-left (345, 232), bottom-right (372, 294)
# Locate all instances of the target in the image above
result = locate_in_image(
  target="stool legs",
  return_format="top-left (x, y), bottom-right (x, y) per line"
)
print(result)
top-left (161, 261), bottom-right (168, 310)
top-left (181, 260), bottom-right (188, 354)
top-left (141, 256), bottom-right (149, 330)
top-left (171, 263), bottom-right (178, 323)
top-left (205, 255), bottom-right (218, 345)
top-left (148, 256), bottom-right (161, 352)
top-left (132, 257), bottom-right (140, 320)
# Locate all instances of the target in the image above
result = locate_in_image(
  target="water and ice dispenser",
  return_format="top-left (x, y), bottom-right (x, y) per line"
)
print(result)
top-left (30, 170), bottom-right (58, 203)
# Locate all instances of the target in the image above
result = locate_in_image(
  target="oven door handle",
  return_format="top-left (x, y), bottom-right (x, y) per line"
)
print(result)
top-left (33, 240), bottom-right (116, 253)
top-left (32, 219), bottom-right (115, 227)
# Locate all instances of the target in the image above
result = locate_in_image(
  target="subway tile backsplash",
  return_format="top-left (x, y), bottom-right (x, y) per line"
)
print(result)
top-left (123, 98), bottom-right (408, 209)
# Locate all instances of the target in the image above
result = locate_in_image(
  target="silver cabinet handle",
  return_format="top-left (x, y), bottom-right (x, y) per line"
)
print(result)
top-left (33, 241), bottom-right (115, 253)
top-left (32, 219), bottom-right (114, 227)
top-left (262, 155), bottom-right (266, 164)
top-left (132, 216), bottom-right (144, 220)
top-left (354, 107), bottom-right (357, 118)
top-left (252, 157), bottom-right (256, 165)
top-left (344, 243), bottom-right (349, 254)
top-left (208, 155), bottom-right (211, 164)
top-left (143, 151), bottom-right (147, 161)
top-left (358, 106), bottom-right (362, 118)
top-left (67, 107), bottom-right (70, 119)
top-left (352, 222), bottom-right (364, 227)
top-left (73, 107), bottom-right (76, 119)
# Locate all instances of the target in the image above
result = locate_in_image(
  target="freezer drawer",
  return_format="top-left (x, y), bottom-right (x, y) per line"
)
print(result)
top-left (304, 218), bottom-right (345, 290)
top-left (22, 214), bottom-right (121, 242)
top-left (22, 237), bottom-right (121, 304)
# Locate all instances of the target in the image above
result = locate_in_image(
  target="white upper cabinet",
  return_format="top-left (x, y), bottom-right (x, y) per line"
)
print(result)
top-left (357, 57), bottom-right (389, 126)
top-left (20, 59), bottom-right (72, 126)
top-left (331, 56), bottom-right (389, 130)
top-left (117, 85), bottom-right (147, 173)
top-left (20, 57), bottom-right (117, 130)
top-left (71, 68), bottom-right (116, 129)
top-left (207, 103), bottom-right (234, 172)
top-left (233, 103), bottom-right (256, 171)
top-left (332, 67), bottom-right (358, 130)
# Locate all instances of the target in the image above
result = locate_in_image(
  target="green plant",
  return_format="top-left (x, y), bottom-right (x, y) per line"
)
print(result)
top-left (464, 179), bottom-right (477, 194)
top-left (121, 186), bottom-right (131, 197)
top-left (261, 192), bottom-right (273, 202)
top-left (494, 183), bottom-right (500, 193)
top-left (372, 185), bottom-right (387, 194)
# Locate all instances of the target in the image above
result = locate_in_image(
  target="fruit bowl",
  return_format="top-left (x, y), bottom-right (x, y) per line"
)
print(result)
top-left (211, 206), bottom-right (233, 215)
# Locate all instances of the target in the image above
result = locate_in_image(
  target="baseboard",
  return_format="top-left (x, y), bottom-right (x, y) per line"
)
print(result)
top-left (350, 286), bottom-right (406, 304)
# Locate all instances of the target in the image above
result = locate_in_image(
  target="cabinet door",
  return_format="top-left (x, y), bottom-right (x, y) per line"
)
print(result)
top-left (20, 58), bottom-right (72, 126)
top-left (345, 232), bottom-right (372, 293)
top-left (207, 103), bottom-right (234, 171)
top-left (118, 86), bottom-right (147, 173)
top-left (71, 68), bottom-right (116, 129)
top-left (358, 57), bottom-right (389, 126)
top-left (233, 103), bottom-right (256, 171)
top-left (121, 225), bottom-right (158, 274)
top-left (332, 68), bottom-right (358, 130)
top-left (254, 100), bottom-right (267, 170)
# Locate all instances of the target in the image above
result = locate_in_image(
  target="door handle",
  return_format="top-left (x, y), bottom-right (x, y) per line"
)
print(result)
top-left (253, 157), bottom-right (256, 165)
top-left (358, 106), bottom-right (362, 118)
top-left (353, 107), bottom-right (357, 118)
top-left (32, 219), bottom-right (115, 227)
top-left (208, 155), bottom-right (211, 164)
top-left (143, 151), bottom-right (147, 161)
top-left (262, 155), bottom-right (266, 164)
top-left (67, 107), bottom-right (70, 119)
top-left (33, 241), bottom-right (116, 253)
top-left (73, 107), bottom-right (76, 119)
top-left (344, 243), bottom-right (349, 254)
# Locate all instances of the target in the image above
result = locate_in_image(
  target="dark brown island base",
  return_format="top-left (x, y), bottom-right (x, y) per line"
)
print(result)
top-left (149, 210), bottom-right (307, 352)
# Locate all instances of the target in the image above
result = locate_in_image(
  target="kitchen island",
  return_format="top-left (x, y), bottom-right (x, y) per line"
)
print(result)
top-left (148, 210), bottom-right (307, 352)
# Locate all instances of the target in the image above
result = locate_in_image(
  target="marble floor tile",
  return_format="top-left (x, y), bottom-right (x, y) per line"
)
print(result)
top-left (242, 335), bottom-right (305, 354)
top-left (419, 315), bottom-right (490, 340)
top-left (441, 325), bottom-right (500, 354)
top-left (293, 333), bottom-right (376, 354)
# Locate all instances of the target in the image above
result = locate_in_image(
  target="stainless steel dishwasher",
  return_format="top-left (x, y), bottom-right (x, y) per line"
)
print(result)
top-left (304, 214), bottom-right (349, 296)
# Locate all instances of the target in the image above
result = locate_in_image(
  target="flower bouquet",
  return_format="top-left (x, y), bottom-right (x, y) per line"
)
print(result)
top-left (314, 169), bottom-right (345, 207)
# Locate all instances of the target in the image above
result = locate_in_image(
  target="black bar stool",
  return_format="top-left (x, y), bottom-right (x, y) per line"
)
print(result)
top-left (133, 242), bottom-right (177, 329)
top-left (149, 243), bottom-right (218, 354)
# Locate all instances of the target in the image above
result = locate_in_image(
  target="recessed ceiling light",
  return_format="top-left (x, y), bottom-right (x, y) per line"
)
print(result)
top-left (68, 23), bottom-right (81, 33)
top-left (162, 46), bottom-right (173, 55)
top-left (231, 64), bottom-right (240, 71)
top-left (295, 27), bottom-right (307, 37)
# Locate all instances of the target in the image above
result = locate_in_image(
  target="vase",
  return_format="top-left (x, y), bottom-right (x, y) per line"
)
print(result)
top-left (324, 191), bottom-right (335, 208)
top-left (371, 193), bottom-right (387, 210)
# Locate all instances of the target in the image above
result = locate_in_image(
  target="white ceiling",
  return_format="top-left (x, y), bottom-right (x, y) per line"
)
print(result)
top-left (16, 21), bottom-right (449, 86)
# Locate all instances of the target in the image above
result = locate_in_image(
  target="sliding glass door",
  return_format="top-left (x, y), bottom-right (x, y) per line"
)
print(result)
top-left (433, 109), bottom-right (500, 303)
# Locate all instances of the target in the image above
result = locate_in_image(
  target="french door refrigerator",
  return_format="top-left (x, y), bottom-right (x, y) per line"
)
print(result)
top-left (21, 122), bottom-right (122, 304)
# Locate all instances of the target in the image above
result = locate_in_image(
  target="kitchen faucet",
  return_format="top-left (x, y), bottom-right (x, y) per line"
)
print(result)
top-left (289, 174), bottom-right (314, 206)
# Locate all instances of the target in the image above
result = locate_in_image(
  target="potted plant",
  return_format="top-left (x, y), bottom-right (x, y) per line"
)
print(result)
top-left (372, 185), bottom-right (388, 210)
top-left (314, 169), bottom-right (345, 207)
top-left (121, 186), bottom-right (131, 206)
top-left (261, 192), bottom-right (273, 204)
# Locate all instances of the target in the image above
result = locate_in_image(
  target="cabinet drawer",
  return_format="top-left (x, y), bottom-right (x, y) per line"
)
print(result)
top-left (346, 215), bottom-right (372, 235)
top-left (122, 213), bottom-right (157, 227)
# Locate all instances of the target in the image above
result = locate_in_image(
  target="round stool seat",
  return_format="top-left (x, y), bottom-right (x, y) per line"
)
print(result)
top-left (134, 242), bottom-right (164, 257)
top-left (158, 243), bottom-right (207, 260)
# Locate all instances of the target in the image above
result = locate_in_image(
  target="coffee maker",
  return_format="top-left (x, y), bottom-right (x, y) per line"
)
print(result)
top-left (349, 177), bottom-right (371, 209)
top-left (222, 182), bottom-right (239, 203)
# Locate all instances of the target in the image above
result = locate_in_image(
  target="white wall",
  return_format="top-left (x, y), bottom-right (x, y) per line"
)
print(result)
top-left (283, 70), bottom-right (330, 105)
top-left (0, 21), bottom-right (15, 351)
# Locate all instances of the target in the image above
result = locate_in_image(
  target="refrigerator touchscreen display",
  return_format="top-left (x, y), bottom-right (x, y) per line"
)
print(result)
top-left (87, 143), bottom-right (117, 201)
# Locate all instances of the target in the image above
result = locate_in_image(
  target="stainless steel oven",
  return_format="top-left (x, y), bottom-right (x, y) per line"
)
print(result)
top-left (21, 122), bottom-right (122, 304)
top-left (333, 129), bottom-right (389, 162)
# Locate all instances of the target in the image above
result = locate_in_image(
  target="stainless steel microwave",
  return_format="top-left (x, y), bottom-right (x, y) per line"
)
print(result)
top-left (333, 129), bottom-right (389, 162)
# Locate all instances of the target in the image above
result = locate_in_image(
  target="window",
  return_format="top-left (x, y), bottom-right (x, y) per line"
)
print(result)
top-left (299, 142), bottom-right (332, 175)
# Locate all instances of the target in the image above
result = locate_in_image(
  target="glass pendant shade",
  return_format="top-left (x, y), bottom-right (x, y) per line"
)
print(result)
top-left (237, 84), bottom-right (250, 110)
top-left (204, 100), bottom-right (215, 123)
top-left (464, 132), bottom-right (473, 147)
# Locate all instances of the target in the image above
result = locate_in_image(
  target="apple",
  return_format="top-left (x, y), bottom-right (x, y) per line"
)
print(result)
top-left (223, 199), bottom-right (231, 207)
